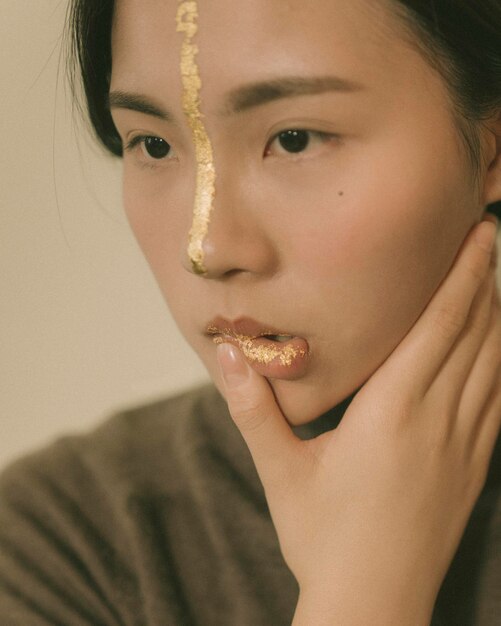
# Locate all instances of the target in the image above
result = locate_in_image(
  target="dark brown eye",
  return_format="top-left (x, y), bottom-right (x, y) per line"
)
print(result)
top-left (277, 130), bottom-right (310, 153)
top-left (143, 136), bottom-right (171, 159)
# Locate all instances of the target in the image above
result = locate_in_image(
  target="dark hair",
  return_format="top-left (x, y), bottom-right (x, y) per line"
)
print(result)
top-left (67, 0), bottom-right (501, 216)
top-left (68, 1), bottom-right (117, 155)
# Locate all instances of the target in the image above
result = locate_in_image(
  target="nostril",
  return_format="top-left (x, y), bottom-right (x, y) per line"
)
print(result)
top-left (204, 267), bottom-right (249, 280)
top-left (185, 205), bottom-right (279, 278)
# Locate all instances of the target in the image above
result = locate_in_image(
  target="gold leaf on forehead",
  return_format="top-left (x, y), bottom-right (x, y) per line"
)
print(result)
top-left (176, 0), bottom-right (216, 275)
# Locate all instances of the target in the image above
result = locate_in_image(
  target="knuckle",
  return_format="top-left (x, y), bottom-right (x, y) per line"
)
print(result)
top-left (487, 313), bottom-right (501, 358)
top-left (465, 255), bottom-right (488, 283)
top-left (231, 400), bottom-right (267, 432)
top-left (484, 344), bottom-right (501, 372)
top-left (468, 307), bottom-right (491, 336)
top-left (423, 412), bottom-right (453, 453)
top-left (433, 305), bottom-right (467, 339)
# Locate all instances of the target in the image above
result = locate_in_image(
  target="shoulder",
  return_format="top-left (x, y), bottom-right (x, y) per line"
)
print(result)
top-left (0, 383), bottom-right (249, 624)
top-left (0, 383), bottom-right (232, 504)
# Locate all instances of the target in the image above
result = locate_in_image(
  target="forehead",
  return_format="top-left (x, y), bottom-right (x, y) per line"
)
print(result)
top-left (111, 0), bottom-right (413, 91)
top-left (110, 0), bottom-right (452, 129)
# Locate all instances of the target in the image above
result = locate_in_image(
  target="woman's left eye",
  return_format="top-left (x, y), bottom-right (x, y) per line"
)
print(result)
top-left (264, 129), bottom-right (336, 157)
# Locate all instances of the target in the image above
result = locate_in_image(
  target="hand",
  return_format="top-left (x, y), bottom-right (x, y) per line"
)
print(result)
top-left (217, 215), bottom-right (500, 624)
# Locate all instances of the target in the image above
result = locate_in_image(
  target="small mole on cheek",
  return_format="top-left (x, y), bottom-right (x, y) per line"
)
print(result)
top-left (338, 191), bottom-right (344, 197)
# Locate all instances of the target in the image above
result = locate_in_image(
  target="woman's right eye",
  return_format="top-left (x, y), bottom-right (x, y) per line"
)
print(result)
top-left (125, 135), bottom-right (172, 162)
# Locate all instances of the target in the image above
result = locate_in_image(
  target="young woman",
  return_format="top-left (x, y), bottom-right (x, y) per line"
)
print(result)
top-left (1, 1), bottom-right (500, 624)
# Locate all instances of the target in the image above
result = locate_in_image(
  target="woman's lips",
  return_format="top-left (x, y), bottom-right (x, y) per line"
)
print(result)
top-left (207, 324), bottom-right (310, 380)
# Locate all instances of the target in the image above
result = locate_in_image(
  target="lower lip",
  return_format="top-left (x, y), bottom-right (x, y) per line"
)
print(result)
top-left (214, 335), bottom-right (310, 380)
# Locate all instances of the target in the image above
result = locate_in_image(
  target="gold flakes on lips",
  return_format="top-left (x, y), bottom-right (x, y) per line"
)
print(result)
top-left (176, 1), bottom-right (216, 275)
top-left (212, 332), bottom-right (306, 367)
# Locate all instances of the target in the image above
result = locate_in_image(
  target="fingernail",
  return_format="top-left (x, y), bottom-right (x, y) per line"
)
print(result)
top-left (216, 343), bottom-right (250, 386)
top-left (482, 211), bottom-right (498, 226)
top-left (475, 220), bottom-right (497, 253)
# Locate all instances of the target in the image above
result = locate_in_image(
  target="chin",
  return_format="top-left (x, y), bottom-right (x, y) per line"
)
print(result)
top-left (268, 378), bottom-right (359, 426)
top-left (206, 352), bottom-right (364, 427)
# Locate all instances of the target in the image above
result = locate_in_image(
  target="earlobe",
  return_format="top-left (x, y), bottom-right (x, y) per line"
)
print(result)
top-left (482, 113), bottom-right (501, 205)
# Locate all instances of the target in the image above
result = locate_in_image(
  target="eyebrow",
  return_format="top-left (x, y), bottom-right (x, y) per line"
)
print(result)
top-left (108, 75), bottom-right (364, 120)
top-left (226, 76), bottom-right (364, 113)
top-left (108, 91), bottom-right (172, 121)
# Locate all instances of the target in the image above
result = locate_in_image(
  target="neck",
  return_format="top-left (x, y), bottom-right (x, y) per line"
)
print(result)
top-left (292, 387), bottom-right (360, 441)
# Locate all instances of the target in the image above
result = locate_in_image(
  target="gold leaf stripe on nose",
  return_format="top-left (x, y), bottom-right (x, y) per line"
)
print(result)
top-left (176, 1), bottom-right (216, 275)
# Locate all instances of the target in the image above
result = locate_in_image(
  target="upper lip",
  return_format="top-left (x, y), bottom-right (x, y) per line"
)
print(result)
top-left (206, 316), bottom-right (297, 340)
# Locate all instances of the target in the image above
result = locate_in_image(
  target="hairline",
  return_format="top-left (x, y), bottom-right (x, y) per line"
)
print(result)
top-left (69, 0), bottom-right (489, 190)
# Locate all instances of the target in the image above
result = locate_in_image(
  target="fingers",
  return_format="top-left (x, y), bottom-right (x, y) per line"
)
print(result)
top-left (430, 254), bottom-right (497, 411)
top-left (216, 343), bottom-right (302, 494)
top-left (453, 267), bottom-right (499, 422)
top-left (467, 286), bottom-right (501, 464)
top-left (474, 370), bottom-right (501, 475)
top-left (386, 219), bottom-right (498, 398)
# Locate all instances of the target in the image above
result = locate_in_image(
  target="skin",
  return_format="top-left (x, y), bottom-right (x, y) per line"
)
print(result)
top-left (220, 222), bottom-right (500, 623)
top-left (108, 1), bottom-right (501, 620)
top-left (110, 0), bottom-right (500, 427)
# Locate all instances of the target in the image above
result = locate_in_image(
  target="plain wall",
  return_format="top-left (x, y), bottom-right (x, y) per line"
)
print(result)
top-left (0, 1), bottom-right (210, 470)
top-left (1, 2), bottom-right (500, 471)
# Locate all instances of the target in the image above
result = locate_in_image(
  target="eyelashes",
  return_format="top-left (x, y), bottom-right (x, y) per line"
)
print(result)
top-left (125, 135), bottom-right (173, 160)
top-left (264, 129), bottom-right (337, 157)
top-left (124, 128), bottom-right (338, 167)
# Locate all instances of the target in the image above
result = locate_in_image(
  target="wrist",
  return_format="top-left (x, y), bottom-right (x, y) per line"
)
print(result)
top-left (292, 586), bottom-right (434, 626)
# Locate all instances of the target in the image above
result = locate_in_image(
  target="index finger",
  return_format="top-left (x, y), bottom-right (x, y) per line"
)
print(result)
top-left (383, 218), bottom-right (498, 397)
top-left (217, 343), bottom-right (303, 496)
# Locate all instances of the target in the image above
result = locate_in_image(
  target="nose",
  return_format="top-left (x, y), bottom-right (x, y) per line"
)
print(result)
top-left (181, 172), bottom-right (279, 279)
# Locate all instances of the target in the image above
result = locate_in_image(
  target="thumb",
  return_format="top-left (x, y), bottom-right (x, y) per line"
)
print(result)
top-left (216, 342), bottom-right (301, 490)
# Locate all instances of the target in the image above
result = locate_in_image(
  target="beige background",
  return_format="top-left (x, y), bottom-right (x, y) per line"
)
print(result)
top-left (0, 1), bottom-right (209, 471)
top-left (1, 2), bottom-right (500, 471)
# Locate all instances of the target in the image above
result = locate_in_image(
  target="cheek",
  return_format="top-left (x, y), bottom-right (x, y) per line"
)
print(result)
top-left (122, 167), bottom-right (189, 276)
top-left (329, 128), bottom-right (471, 269)
top-left (121, 167), bottom-right (207, 336)
top-left (281, 132), bottom-right (478, 355)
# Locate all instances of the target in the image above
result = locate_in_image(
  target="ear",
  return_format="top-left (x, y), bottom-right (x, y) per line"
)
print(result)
top-left (482, 111), bottom-right (501, 205)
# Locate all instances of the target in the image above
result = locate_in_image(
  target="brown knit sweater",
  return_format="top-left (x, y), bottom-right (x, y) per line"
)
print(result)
top-left (0, 384), bottom-right (499, 625)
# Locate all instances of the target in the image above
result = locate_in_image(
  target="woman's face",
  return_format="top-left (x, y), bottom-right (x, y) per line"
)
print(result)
top-left (110, 0), bottom-right (491, 425)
